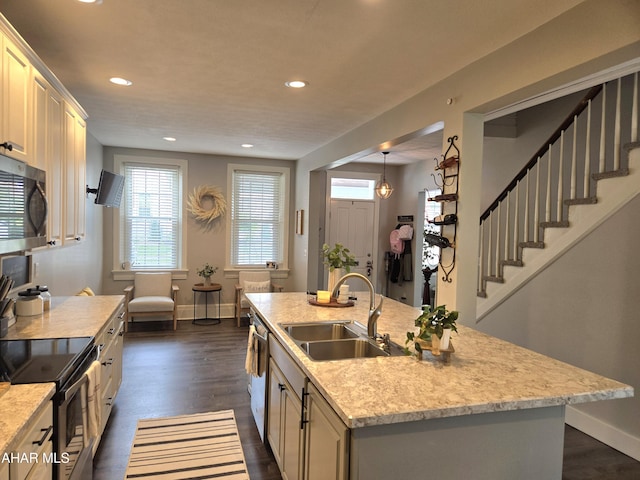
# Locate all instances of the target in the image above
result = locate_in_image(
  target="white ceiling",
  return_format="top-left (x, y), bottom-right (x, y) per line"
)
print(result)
top-left (1, 0), bottom-right (584, 164)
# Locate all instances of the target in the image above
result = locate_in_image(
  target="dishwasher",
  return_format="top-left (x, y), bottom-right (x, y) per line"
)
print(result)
top-left (248, 308), bottom-right (269, 442)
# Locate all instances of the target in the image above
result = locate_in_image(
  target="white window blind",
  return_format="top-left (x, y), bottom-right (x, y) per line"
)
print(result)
top-left (122, 163), bottom-right (181, 269)
top-left (231, 170), bottom-right (284, 266)
top-left (0, 172), bottom-right (25, 239)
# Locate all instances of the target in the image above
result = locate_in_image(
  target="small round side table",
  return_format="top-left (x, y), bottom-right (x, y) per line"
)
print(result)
top-left (192, 283), bottom-right (222, 325)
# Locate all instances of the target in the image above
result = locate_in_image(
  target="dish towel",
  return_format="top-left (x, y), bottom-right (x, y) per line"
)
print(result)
top-left (86, 360), bottom-right (102, 443)
top-left (245, 325), bottom-right (257, 376)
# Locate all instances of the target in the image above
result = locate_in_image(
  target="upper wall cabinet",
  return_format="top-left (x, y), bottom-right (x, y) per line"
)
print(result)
top-left (1, 14), bottom-right (88, 248)
top-left (33, 70), bottom-right (65, 246)
top-left (64, 104), bottom-right (86, 244)
top-left (0, 32), bottom-right (30, 162)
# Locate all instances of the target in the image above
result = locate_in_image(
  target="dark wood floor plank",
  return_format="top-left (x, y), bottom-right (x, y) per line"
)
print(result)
top-left (93, 319), bottom-right (639, 480)
top-left (92, 319), bottom-right (282, 480)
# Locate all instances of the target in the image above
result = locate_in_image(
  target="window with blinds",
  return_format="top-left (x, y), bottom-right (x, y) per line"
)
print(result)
top-left (230, 167), bottom-right (288, 267)
top-left (122, 163), bottom-right (182, 269)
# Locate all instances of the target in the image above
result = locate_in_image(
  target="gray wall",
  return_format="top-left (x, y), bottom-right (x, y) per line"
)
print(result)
top-left (98, 147), bottom-right (297, 308)
top-left (476, 194), bottom-right (640, 448)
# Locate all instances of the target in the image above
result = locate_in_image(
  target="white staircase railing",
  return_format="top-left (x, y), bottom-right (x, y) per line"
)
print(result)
top-left (478, 71), bottom-right (639, 298)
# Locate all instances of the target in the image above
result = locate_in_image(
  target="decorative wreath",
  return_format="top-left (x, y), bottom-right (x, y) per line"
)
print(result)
top-left (187, 185), bottom-right (227, 225)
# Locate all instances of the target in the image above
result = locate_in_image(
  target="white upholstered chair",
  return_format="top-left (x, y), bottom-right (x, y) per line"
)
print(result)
top-left (124, 272), bottom-right (179, 332)
top-left (235, 270), bottom-right (283, 327)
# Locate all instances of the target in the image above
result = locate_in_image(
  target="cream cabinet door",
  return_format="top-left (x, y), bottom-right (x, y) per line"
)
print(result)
top-left (31, 71), bottom-right (49, 171)
top-left (46, 86), bottom-right (64, 246)
top-left (267, 359), bottom-right (285, 468)
top-left (281, 386), bottom-right (303, 480)
top-left (9, 402), bottom-right (53, 480)
top-left (32, 70), bottom-right (64, 247)
top-left (63, 104), bottom-right (86, 244)
top-left (74, 115), bottom-right (86, 240)
top-left (304, 383), bottom-right (349, 480)
top-left (268, 359), bottom-right (303, 480)
top-left (1, 33), bottom-right (31, 163)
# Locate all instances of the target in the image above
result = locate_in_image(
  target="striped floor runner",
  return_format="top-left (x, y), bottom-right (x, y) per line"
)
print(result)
top-left (125, 410), bottom-right (250, 479)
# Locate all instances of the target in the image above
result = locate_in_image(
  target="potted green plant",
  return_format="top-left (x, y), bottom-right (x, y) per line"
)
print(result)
top-left (196, 263), bottom-right (218, 285)
top-left (405, 304), bottom-right (458, 356)
top-left (321, 243), bottom-right (358, 292)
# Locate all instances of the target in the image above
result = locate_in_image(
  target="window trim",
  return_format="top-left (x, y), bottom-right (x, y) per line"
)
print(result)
top-left (111, 154), bottom-right (188, 281)
top-left (225, 163), bottom-right (290, 274)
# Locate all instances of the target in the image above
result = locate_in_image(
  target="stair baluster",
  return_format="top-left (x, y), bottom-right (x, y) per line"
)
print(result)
top-left (477, 71), bottom-right (638, 300)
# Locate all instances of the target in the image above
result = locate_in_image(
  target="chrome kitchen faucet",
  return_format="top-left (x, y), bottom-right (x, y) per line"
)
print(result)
top-left (331, 272), bottom-right (383, 338)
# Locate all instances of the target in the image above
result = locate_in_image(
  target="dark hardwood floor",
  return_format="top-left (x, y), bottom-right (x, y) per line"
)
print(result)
top-left (92, 320), bottom-right (639, 480)
top-left (92, 319), bottom-right (282, 480)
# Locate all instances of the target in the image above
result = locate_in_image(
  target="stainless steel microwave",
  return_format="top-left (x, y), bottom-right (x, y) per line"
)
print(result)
top-left (0, 154), bottom-right (47, 255)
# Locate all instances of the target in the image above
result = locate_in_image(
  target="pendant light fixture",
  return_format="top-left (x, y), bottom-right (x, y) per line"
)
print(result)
top-left (375, 151), bottom-right (394, 199)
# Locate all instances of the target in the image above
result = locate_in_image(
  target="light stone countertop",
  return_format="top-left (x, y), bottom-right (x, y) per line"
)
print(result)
top-left (246, 292), bottom-right (634, 429)
top-left (1, 295), bottom-right (124, 457)
top-left (0, 383), bottom-right (55, 455)
top-left (3, 295), bottom-right (125, 339)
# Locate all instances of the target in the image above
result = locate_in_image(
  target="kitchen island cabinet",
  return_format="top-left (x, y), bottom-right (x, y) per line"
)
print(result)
top-left (267, 358), bottom-right (303, 480)
top-left (247, 292), bottom-right (633, 480)
top-left (304, 382), bottom-right (348, 480)
top-left (267, 334), bottom-right (349, 480)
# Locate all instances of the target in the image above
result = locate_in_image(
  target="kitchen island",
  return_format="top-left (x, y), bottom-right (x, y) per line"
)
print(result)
top-left (246, 292), bottom-right (633, 479)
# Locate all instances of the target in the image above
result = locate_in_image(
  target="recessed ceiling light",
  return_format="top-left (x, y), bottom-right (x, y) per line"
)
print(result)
top-left (241, 144), bottom-right (254, 148)
top-left (109, 77), bottom-right (132, 86)
top-left (285, 80), bottom-right (308, 89)
top-left (163, 137), bottom-right (177, 142)
top-left (78, 0), bottom-right (103, 4)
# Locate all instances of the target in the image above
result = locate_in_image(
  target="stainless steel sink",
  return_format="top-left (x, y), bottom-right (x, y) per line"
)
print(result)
top-left (300, 338), bottom-right (389, 360)
top-left (282, 322), bottom-right (359, 341)
top-left (280, 321), bottom-right (401, 361)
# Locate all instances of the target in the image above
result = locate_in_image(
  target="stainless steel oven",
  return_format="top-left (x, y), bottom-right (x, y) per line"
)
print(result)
top-left (0, 337), bottom-right (97, 480)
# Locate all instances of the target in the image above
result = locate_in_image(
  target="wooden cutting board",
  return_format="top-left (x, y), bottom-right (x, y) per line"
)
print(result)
top-left (0, 382), bottom-right (9, 399)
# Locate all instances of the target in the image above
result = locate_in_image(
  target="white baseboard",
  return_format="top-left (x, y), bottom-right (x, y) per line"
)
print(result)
top-left (565, 406), bottom-right (640, 461)
top-left (177, 303), bottom-right (237, 321)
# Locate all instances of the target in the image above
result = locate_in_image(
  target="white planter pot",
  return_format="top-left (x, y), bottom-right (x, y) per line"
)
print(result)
top-left (440, 328), bottom-right (452, 350)
top-left (327, 268), bottom-right (344, 294)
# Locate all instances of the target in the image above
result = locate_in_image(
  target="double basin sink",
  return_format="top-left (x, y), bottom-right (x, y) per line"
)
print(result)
top-left (280, 321), bottom-right (402, 361)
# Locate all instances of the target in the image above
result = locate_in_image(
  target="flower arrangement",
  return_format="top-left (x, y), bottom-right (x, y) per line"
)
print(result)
top-left (321, 243), bottom-right (358, 272)
top-left (405, 304), bottom-right (458, 355)
top-left (196, 263), bottom-right (218, 279)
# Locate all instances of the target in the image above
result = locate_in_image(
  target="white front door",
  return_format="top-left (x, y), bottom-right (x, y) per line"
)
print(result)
top-left (328, 199), bottom-right (375, 289)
